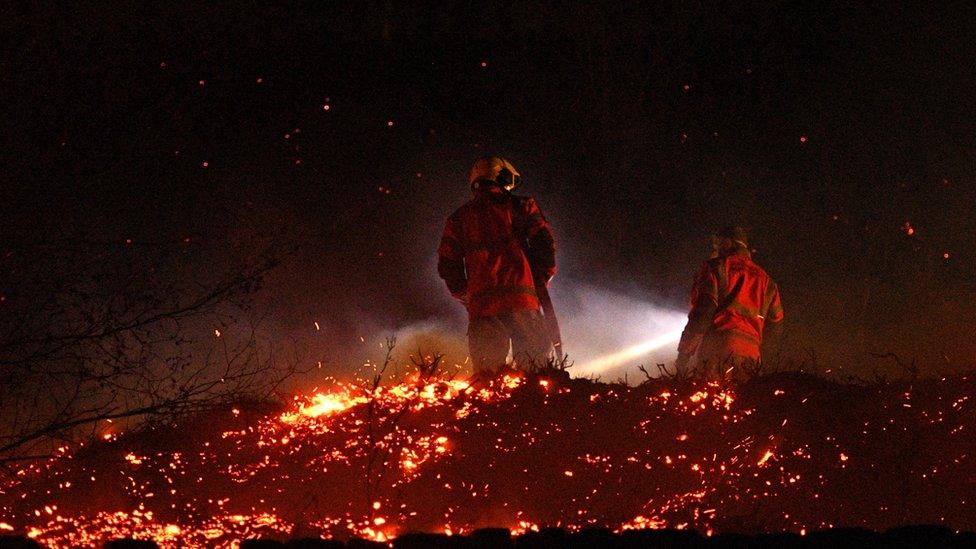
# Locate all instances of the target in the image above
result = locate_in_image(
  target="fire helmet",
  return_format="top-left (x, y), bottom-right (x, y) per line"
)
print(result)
top-left (468, 156), bottom-right (521, 192)
top-left (717, 226), bottom-right (749, 248)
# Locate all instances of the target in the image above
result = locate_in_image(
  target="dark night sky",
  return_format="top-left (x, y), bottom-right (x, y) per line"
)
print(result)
top-left (3, 3), bottom-right (975, 378)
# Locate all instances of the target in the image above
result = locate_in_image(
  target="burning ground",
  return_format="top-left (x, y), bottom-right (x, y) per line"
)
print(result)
top-left (1, 368), bottom-right (974, 548)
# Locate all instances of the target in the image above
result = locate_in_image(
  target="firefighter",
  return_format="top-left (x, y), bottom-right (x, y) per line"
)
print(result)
top-left (675, 226), bottom-right (783, 381)
top-left (437, 157), bottom-right (556, 376)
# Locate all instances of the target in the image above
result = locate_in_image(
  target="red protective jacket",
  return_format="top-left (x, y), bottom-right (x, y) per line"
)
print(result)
top-left (677, 248), bottom-right (783, 360)
top-left (438, 188), bottom-right (556, 318)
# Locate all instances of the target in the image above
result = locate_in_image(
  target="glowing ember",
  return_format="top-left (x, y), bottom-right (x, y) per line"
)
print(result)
top-left (296, 391), bottom-right (368, 419)
top-left (1, 371), bottom-right (974, 547)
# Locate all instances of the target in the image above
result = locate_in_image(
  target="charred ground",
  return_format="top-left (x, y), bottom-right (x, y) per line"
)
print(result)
top-left (1, 367), bottom-right (973, 547)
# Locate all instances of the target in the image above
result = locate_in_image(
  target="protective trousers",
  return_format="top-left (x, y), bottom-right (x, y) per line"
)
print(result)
top-left (696, 334), bottom-right (760, 382)
top-left (468, 310), bottom-right (552, 374)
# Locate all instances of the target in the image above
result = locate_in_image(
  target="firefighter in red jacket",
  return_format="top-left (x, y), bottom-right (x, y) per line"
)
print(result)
top-left (437, 157), bottom-right (556, 375)
top-left (675, 226), bottom-right (783, 381)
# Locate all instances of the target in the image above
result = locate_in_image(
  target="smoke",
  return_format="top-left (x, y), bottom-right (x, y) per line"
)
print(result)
top-left (345, 280), bottom-right (688, 384)
top-left (553, 281), bottom-right (688, 380)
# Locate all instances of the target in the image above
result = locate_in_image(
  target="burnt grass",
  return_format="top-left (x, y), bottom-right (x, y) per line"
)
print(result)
top-left (1, 369), bottom-right (975, 547)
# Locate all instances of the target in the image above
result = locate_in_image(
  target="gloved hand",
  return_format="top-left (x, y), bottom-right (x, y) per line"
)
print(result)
top-left (530, 267), bottom-right (555, 288)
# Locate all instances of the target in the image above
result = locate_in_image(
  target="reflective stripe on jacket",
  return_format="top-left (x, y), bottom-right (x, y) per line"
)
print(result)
top-left (437, 188), bottom-right (556, 318)
top-left (677, 248), bottom-right (783, 359)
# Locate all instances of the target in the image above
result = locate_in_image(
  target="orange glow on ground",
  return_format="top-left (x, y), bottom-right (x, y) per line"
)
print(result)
top-left (1, 371), bottom-right (974, 547)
